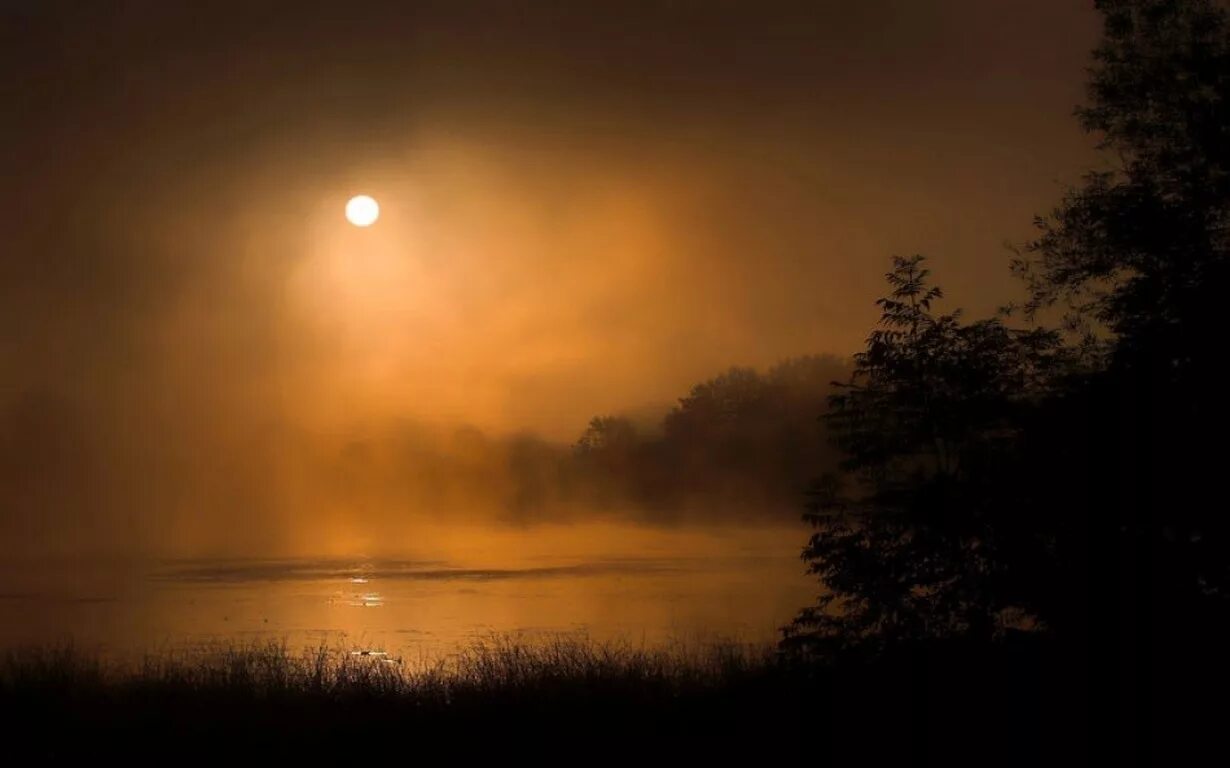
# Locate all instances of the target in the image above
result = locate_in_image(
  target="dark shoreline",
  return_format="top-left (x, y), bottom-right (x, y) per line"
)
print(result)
top-left (2, 634), bottom-right (1089, 763)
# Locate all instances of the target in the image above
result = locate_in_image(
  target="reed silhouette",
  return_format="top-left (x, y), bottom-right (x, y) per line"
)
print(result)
top-left (1, 636), bottom-right (1073, 763)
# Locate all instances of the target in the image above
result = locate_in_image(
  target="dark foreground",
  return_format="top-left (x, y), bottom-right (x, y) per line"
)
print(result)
top-left (0, 635), bottom-right (1119, 764)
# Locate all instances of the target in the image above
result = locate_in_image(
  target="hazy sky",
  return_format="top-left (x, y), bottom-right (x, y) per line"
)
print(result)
top-left (0, 1), bottom-right (1104, 553)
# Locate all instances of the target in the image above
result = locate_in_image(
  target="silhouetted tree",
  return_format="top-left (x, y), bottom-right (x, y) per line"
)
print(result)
top-left (1017, 0), bottom-right (1230, 351)
top-left (788, 12), bottom-right (1230, 757)
top-left (1014, 0), bottom-right (1230, 628)
top-left (786, 257), bottom-right (1067, 652)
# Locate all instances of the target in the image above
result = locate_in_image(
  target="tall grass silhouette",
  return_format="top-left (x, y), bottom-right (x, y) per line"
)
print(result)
top-left (2, 633), bottom-right (1075, 763)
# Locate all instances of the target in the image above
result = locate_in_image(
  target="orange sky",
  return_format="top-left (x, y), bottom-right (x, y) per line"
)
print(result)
top-left (0, 1), bottom-right (1105, 554)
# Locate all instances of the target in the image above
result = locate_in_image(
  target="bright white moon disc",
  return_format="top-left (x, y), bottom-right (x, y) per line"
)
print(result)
top-left (345, 195), bottom-right (380, 227)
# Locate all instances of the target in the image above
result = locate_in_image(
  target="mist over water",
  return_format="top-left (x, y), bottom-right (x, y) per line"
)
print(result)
top-left (0, 523), bottom-right (813, 659)
top-left (0, 2), bottom-right (1100, 661)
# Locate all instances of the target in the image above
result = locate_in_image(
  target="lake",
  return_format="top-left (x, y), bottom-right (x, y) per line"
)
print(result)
top-left (0, 523), bottom-right (816, 661)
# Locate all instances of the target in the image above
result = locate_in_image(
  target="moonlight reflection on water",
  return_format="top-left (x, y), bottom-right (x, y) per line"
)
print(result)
top-left (0, 525), bottom-right (814, 660)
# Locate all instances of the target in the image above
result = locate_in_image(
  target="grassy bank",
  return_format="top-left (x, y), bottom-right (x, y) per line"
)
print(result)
top-left (1, 635), bottom-right (1083, 762)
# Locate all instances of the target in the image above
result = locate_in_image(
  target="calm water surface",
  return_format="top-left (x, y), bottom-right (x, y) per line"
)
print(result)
top-left (0, 525), bottom-right (816, 660)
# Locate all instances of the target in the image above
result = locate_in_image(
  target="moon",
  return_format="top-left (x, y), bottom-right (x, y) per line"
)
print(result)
top-left (345, 195), bottom-right (380, 227)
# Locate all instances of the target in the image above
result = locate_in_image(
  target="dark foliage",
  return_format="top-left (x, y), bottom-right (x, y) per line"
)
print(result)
top-left (788, 1), bottom-right (1230, 758)
top-left (786, 257), bottom-right (1068, 652)
top-left (1016, 0), bottom-right (1230, 612)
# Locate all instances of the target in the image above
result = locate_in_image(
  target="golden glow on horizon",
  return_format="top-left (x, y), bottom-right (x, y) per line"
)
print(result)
top-left (345, 195), bottom-right (380, 227)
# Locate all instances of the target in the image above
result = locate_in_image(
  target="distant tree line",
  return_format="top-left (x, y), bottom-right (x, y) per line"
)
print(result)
top-left (565, 356), bottom-right (847, 522)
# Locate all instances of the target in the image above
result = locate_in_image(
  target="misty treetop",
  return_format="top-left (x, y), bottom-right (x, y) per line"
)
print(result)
top-left (569, 355), bottom-right (848, 520)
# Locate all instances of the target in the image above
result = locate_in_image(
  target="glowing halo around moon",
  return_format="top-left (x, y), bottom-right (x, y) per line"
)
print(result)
top-left (345, 195), bottom-right (380, 227)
